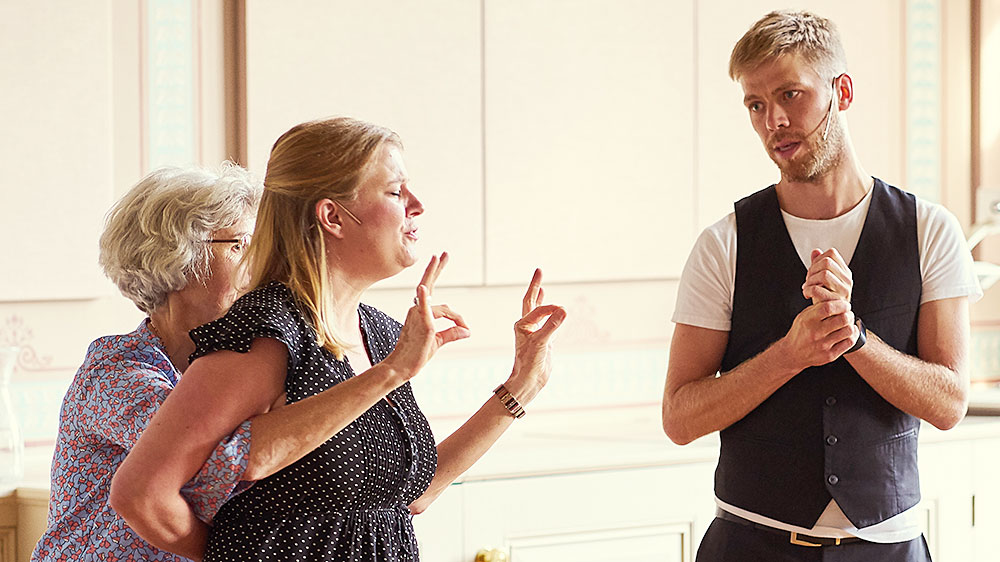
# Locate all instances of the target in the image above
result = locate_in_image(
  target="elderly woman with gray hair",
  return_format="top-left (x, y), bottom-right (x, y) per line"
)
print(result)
top-left (32, 163), bottom-right (294, 562)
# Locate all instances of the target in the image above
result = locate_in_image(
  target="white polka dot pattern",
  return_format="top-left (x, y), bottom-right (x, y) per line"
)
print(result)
top-left (190, 282), bottom-right (437, 561)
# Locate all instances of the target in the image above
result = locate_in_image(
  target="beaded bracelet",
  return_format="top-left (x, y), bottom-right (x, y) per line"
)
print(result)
top-left (493, 384), bottom-right (526, 419)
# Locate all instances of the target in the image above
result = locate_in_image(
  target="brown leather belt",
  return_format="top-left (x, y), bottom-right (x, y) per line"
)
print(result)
top-left (716, 509), bottom-right (864, 547)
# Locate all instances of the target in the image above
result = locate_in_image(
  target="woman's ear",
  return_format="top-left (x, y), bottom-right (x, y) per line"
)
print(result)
top-left (315, 198), bottom-right (345, 239)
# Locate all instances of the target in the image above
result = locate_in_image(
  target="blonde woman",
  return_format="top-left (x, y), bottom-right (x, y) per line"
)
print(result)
top-left (111, 117), bottom-right (566, 561)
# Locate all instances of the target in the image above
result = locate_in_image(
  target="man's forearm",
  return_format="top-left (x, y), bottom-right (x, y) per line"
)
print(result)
top-left (846, 332), bottom-right (968, 429)
top-left (663, 338), bottom-right (802, 445)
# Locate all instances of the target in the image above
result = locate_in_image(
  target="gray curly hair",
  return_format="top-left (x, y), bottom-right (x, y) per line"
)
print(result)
top-left (99, 161), bottom-right (262, 313)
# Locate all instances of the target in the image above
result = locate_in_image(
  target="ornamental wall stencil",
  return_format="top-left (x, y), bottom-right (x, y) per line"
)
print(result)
top-left (0, 315), bottom-right (53, 372)
top-left (560, 295), bottom-right (612, 346)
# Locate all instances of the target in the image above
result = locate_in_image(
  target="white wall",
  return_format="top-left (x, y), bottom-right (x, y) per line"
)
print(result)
top-left (0, 0), bottom-right (990, 444)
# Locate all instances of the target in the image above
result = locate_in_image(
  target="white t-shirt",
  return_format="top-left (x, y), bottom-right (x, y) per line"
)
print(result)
top-left (672, 185), bottom-right (983, 542)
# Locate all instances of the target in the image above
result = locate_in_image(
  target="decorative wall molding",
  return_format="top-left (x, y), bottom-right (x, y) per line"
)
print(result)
top-left (558, 295), bottom-right (612, 346)
top-left (906, 0), bottom-right (942, 202)
top-left (0, 316), bottom-right (52, 374)
top-left (146, 0), bottom-right (197, 168)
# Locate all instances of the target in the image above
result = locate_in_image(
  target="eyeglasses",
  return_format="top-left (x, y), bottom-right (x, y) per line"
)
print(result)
top-left (206, 233), bottom-right (252, 252)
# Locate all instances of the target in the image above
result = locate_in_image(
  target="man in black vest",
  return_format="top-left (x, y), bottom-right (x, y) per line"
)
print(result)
top-left (662, 10), bottom-right (982, 562)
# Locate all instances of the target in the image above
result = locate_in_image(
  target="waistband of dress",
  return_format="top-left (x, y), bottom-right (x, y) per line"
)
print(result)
top-left (219, 502), bottom-right (412, 527)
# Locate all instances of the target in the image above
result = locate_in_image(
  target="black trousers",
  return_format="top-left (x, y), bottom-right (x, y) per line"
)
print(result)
top-left (695, 517), bottom-right (933, 562)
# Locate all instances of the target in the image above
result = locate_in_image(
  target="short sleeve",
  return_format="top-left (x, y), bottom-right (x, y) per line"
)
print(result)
top-left (917, 201), bottom-right (984, 304)
top-left (190, 282), bottom-right (306, 371)
top-left (78, 358), bottom-right (172, 450)
top-left (672, 214), bottom-right (737, 331)
top-left (358, 303), bottom-right (402, 364)
top-left (181, 420), bottom-right (253, 523)
top-left (78, 351), bottom-right (254, 522)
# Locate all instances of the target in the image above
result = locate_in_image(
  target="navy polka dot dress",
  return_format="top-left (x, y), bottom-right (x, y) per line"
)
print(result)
top-left (189, 282), bottom-right (437, 561)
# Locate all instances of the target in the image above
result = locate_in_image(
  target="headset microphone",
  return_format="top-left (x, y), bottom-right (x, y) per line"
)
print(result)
top-left (820, 79), bottom-right (839, 141)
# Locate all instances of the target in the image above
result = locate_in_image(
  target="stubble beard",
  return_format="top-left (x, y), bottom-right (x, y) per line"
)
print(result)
top-left (770, 115), bottom-right (846, 184)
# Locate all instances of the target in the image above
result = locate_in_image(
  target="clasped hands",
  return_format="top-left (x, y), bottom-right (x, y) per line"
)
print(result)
top-left (385, 253), bottom-right (566, 403)
top-left (784, 248), bottom-right (863, 370)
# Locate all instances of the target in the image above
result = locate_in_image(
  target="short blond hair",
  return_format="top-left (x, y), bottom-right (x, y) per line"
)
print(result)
top-left (729, 10), bottom-right (847, 82)
top-left (244, 117), bottom-right (401, 359)
top-left (100, 162), bottom-right (262, 313)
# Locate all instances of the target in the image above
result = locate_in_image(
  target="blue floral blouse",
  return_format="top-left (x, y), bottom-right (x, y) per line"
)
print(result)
top-left (30, 320), bottom-right (252, 562)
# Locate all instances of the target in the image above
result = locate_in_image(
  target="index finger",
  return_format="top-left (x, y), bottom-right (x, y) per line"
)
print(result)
top-left (812, 248), bottom-right (849, 272)
top-left (418, 252), bottom-right (449, 295)
top-left (810, 298), bottom-right (851, 321)
top-left (533, 306), bottom-right (567, 343)
top-left (522, 268), bottom-right (543, 317)
top-left (806, 251), bottom-right (851, 285)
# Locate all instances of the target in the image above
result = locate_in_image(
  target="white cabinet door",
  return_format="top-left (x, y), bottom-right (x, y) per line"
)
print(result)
top-left (414, 483), bottom-right (465, 562)
top-left (506, 523), bottom-right (689, 562)
top-left (245, 0), bottom-right (484, 287)
top-left (0, 1), bottom-right (114, 300)
top-left (919, 439), bottom-right (975, 562)
top-left (483, 0), bottom-right (696, 284)
top-left (462, 463), bottom-right (716, 561)
top-left (972, 437), bottom-right (1000, 562)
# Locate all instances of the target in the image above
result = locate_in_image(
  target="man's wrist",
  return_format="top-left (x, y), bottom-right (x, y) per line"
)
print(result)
top-left (845, 318), bottom-right (866, 354)
top-left (770, 336), bottom-right (812, 378)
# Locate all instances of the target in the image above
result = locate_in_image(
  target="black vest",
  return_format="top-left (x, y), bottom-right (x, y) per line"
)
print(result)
top-left (717, 179), bottom-right (922, 529)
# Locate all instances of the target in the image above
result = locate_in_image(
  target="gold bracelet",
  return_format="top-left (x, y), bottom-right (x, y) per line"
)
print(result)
top-left (493, 384), bottom-right (526, 419)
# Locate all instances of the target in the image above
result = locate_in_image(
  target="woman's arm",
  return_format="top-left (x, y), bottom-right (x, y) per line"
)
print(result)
top-left (409, 270), bottom-right (566, 514)
top-left (109, 337), bottom-right (286, 559)
top-left (242, 255), bottom-right (470, 479)
top-left (111, 336), bottom-right (426, 557)
top-left (111, 257), bottom-right (467, 558)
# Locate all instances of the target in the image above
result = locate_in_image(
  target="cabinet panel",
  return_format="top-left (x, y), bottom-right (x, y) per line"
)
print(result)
top-left (695, 0), bottom-right (905, 229)
top-left (483, 0), bottom-right (696, 283)
top-left (414, 483), bottom-right (464, 562)
top-left (246, 0), bottom-right (484, 287)
top-left (462, 464), bottom-right (715, 561)
top-left (0, 527), bottom-right (12, 562)
top-left (919, 439), bottom-right (975, 561)
top-left (972, 437), bottom-right (1000, 562)
top-left (509, 523), bottom-right (689, 562)
top-left (0, 1), bottom-right (114, 300)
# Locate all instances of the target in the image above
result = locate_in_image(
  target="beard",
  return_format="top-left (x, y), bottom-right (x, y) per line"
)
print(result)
top-left (767, 113), bottom-right (846, 183)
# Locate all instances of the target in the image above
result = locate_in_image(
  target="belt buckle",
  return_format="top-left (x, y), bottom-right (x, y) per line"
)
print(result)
top-left (789, 532), bottom-right (836, 547)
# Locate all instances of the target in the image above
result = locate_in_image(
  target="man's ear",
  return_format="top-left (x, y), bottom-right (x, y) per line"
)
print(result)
top-left (315, 198), bottom-right (345, 239)
top-left (835, 73), bottom-right (854, 111)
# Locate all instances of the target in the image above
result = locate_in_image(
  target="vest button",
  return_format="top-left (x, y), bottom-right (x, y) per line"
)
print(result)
top-left (826, 396), bottom-right (837, 406)
top-left (826, 435), bottom-right (838, 445)
top-left (828, 474), bottom-right (839, 485)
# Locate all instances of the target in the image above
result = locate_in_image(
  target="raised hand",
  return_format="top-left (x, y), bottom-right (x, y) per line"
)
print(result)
top-left (384, 253), bottom-right (470, 379)
top-left (502, 269), bottom-right (567, 405)
top-left (803, 248), bottom-right (853, 304)
top-left (783, 298), bottom-right (857, 370)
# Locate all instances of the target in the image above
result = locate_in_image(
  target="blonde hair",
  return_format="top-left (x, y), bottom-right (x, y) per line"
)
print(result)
top-left (729, 10), bottom-right (847, 82)
top-left (244, 117), bottom-right (401, 359)
top-left (99, 162), bottom-right (262, 313)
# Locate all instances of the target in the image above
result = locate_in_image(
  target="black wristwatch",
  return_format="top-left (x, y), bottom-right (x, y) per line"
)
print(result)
top-left (846, 318), bottom-right (866, 354)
